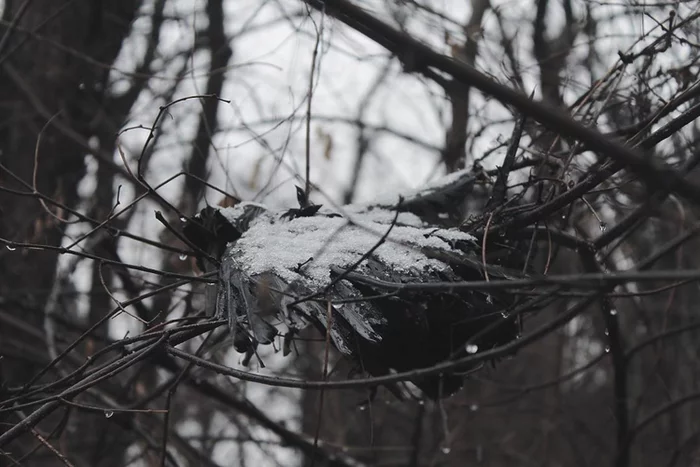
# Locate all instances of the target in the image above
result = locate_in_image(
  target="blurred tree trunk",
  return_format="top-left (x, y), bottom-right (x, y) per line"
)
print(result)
top-left (0, 0), bottom-right (139, 463)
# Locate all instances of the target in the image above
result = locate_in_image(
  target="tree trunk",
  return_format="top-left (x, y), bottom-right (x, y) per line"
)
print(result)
top-left (0, 1), bottom-right (139, 463)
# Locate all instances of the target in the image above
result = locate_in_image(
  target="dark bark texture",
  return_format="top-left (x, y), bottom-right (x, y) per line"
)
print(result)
top-left (0, 1), bottom-right (139, 463)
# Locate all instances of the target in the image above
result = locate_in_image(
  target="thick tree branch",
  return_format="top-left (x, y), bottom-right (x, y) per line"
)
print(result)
top-left (301, 0), bottom-right (700, 201)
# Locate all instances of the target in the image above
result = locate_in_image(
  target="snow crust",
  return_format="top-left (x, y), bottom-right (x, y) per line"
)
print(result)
top-left (221, 203), bottom-right (477, 287)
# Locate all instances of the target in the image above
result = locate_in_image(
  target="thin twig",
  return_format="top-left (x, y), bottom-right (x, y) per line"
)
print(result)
top-left (304, 7), bottom-right (324, 199)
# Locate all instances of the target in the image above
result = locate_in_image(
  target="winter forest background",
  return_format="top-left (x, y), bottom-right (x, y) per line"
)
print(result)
top-left (2, 0), bottom-right (700, 466)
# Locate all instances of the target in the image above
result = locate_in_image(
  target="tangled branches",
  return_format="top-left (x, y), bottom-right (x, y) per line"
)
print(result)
top-left (3, 1), bottom-right (700, 466)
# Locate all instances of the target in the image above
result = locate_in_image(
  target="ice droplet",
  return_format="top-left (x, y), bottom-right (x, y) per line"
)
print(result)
top-left (179, 254), bottom-right (187, 261)
top-left (466, 344), bottom-right (479, 354)
top-left (610, 309), bottom-right (618, 316)
top-left (105, 411), bottom-right (114, 418)
top-left (358, 405), bottom-right (367, 411)
top-left (180, 216), bottom-right (187, 223)
top-left (605, 346), bottom-right (611, 353)
top-left (470, 404), bottom-right (479, 412)
top-left (441, 446), bottom-right (451, 454)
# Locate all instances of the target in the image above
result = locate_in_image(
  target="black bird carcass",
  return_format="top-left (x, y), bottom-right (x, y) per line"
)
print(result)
top-left (183, 171), bottom-right (530, 398)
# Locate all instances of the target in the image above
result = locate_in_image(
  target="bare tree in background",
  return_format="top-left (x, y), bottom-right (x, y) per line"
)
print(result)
top-left (2, 1), bottom-right (700, 466)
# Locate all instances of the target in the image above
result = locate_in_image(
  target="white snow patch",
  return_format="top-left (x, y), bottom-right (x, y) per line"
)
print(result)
top-left (223, 206), bottom-right (477, 287)
top-left (341, 204), bottom-right (425, 227)
top-left (218, 201), bottom-right (268, 224)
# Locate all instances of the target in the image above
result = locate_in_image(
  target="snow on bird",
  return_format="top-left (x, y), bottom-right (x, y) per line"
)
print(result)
top-left (183, 170), bottom-right (526, 398)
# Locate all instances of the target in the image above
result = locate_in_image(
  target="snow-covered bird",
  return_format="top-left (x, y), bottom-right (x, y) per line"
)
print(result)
top-left (183, 170), bottom-right (529, 398)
